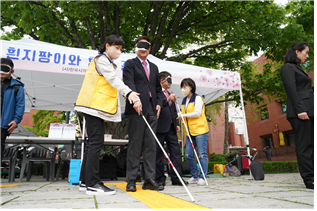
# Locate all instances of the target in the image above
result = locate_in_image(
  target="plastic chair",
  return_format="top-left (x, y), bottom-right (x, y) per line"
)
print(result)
top-left (2, 147), bottom-right (19, 182)
top-left (19, 147), bottom-right (57, 182)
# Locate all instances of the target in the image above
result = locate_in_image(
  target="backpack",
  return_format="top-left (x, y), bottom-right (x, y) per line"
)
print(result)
top-left (223, 163), bottom-right (241, 177)
top-left (14, 85), bottom-right (19, 97)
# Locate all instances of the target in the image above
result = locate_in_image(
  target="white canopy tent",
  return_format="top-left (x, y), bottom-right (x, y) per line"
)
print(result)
top-left (1, 38), bottom-right (251, 177)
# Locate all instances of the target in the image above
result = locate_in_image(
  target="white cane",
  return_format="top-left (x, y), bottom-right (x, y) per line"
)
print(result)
top-left (175, 103), bottom-right (208, 186)
top-left (140, 112), bottom-right (195, 202)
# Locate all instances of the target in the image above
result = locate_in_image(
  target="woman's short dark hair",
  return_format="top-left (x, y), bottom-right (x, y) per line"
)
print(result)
top-left (99, 35), bottom-right (125, 54)
top-left (180, 78), bottom-right (196, 94)
top-left (135, 36), bottom-right (150, 44)
top-left (284, 41), bottom-right (309, 64)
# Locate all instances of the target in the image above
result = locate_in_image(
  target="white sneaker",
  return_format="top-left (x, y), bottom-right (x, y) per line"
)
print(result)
top-left (197, 178), bottom-right (206, 186)
top-left (79, 182), bottom-right (86, 192)
top-left (187, 177), bottom-right (199, 184)
top-left (86, 182), bottom-right (116, 196)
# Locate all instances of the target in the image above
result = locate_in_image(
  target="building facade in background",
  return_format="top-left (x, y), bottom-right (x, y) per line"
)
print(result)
top-left (245, 56), bottom-right (314, 162)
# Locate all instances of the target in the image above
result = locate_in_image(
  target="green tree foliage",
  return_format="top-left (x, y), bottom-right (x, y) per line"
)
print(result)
top-left (24, 110), bottom-right (66, 137)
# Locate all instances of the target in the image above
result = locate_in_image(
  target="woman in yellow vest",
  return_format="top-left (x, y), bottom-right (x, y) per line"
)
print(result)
top-left (177, 78), bottom-right (209, 186)
top-left (74, 35), bottom-right (139, 196)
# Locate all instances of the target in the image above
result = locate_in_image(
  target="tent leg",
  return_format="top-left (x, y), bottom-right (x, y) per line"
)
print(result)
top-left (238, 80), bottom-right (253, 180)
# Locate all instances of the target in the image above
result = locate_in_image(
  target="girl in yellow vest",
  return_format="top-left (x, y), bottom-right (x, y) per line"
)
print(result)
top-left (177, 78), bottom-right (209, 186)
top-left (75, 35), bottom-right (139, 196)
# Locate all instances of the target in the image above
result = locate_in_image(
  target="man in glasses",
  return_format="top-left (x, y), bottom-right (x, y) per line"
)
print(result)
top-left (123, 36), bottom-right (165, 192)
top-left (156, 71), bottom-right (188, 187)
top-left (1, 58), bottom-right (25, 162)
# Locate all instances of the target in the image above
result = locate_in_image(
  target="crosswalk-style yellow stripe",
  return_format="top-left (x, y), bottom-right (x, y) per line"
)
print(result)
top-left (0, 184), bottom-right (20, 188)
top-left (105, 182), bottom-right (209, 209)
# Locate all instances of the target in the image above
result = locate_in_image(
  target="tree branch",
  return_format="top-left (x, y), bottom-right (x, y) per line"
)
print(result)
top-left (97, 1), bottom-right (106, 44)
top-left (149, 2), bottom-right (163, 38)
top-left (172, 40), bottom-right (234, 62)
top-left (70, 19), bottom-right (85, 48)
top-left (104, 1), bottom-right (113, 35)
top-left (151, 2), bottom-right (173, 54)
top-left (28, 1), bottom-right (75, 44)
top-left (160, 1), bottom-right (195, 59)
top-left (114, 3), bottom-right (120, 35)
top-left (59, 35), bottom-right (69, 47)
top-left (83, 16), bottom-right (96, 50)
top-left (205, 98), bottom-right (235, 106)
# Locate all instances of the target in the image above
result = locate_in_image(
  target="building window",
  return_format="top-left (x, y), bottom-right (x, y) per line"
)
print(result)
top-left (263, 137), bottom-right (274, 148)
top-left (286, 134), bottom-right (295, 146)
top-left (256, 105), bottom-right (269, 120)
top-left (281, 102), bottom-right (287, 114)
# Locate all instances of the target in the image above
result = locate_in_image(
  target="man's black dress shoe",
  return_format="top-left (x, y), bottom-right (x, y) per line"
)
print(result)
top-left (305, 182), bottom-right (314, 189)
top-left (157, 180), bottom-right (165, 187)
top-left (126, 180), bottom-right (136, 192)
top-left (142, 179), bottom-right (164, 190)
top-left (172, 179), bottom-right (189, 186)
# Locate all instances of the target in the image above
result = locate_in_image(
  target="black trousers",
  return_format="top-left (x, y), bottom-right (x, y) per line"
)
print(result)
top-left (79, 114), bottom-right (105, 187)
top-left (288, 117), bottom-right (314, 184)
top-left (156, 124), bottom-right (182, 182)
top-left (1, 129), bottom-right (10, 160)
top-left (126, 100), bottom-right (157, 181)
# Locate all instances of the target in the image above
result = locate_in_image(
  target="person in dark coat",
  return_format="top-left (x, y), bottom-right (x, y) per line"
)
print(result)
top-left (280, 41), bottom-right (314, 189)
top-left (155, 71), bottom-right (188, 187)
top-left (263, 146), bottom-right (273, 161)
top-left (123, 36), bottom-right (165, 192)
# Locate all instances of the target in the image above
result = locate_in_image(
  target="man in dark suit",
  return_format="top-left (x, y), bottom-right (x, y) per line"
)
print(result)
top-left (156, 71), bottom-right (188, 187)
top-left (123, 36), bottom-right (164, 192)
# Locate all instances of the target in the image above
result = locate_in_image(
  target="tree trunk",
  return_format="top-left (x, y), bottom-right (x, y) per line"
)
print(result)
top-left (223, 94), bottom-right (229, 154)
top-left (104, 119), bottom-right (129, 140)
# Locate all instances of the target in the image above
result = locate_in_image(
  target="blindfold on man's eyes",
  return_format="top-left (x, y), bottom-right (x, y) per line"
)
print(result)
top-left (136, 41), bottom-right (151, 51)
top-left (166, 77), bottom-right (172, 84)
top-left (1, 65), bottom-right (11, 74)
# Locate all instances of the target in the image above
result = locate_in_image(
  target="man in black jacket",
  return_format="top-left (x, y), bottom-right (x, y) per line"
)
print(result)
top-left (155, 71), bottom-right (188, 187)
top-left (123, 36), bottom-right (164, 192)
top-left (263, 146), bottom-right (273, 161)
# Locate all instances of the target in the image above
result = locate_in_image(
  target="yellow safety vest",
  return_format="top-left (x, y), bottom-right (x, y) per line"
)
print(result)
top-left (181, 93), bottom-right (209, 136)
top-left (75, 54), bottom-right (118, 114)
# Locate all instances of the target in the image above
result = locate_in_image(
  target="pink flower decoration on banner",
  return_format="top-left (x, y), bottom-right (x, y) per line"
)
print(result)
top-left (200, 70), bottom-right (203, 72)
top-left (223, 71), bottom-right (227, 75)
top-left (224, 77), bottom-right (228, 82)
top-left (207, 70), bottom-right (212, 75)
top-left (200, 75), bottom-right (207, 82)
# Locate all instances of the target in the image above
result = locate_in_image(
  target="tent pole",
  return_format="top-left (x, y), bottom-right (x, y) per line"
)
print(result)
top-left (81, 117), bottom-right (86, 166)
top-left (181, 122), bottom-right (184, 162)
top-left (238, 79), bottom-right (253, 180)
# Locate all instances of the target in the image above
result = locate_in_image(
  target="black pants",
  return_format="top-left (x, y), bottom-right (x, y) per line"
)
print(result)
top-left (126, 100), bottom-right (157, 181)
top-left (156, 124), bottom-right (182, 182)
top-left (288, 117), bottom-right (314, 184)
top-left (79, 114), bottom-right (105, 187)
top-left (1, 129), bottom-right (10, 160)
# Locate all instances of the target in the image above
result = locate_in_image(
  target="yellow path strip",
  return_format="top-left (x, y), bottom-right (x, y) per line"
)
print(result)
top-left (1, 184), bottom-right (20, 188)
top-left (105, 182), bottom-right (208, 209)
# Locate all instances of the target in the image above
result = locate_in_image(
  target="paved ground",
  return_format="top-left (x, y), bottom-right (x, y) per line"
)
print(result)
top-left (0, 173), bottom-right (314, 209)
